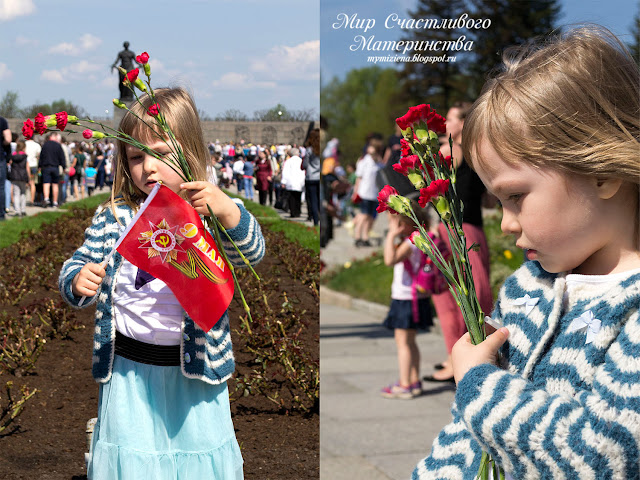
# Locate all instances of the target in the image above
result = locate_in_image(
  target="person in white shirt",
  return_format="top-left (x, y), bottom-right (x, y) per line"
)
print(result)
top-left (25, 139), bottom-right (41, 205)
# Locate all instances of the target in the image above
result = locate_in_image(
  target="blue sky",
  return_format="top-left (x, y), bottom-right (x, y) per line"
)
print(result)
top-left (321, 0), bottom-right (638, 84)
top-left (0, 0), bottom-right (319, 119)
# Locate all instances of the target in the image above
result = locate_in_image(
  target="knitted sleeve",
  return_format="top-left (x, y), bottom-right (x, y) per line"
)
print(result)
top-left (58, 206), bottom-right (110, 307)
top-left (412, 406), bottom-right (484, 479)
top-left (453, 307), bottom-right (640, 479)
top-left (219, 201), bottom-right (265, 267)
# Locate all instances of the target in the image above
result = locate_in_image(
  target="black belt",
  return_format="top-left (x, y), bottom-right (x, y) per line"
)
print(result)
top-left (114, 330), bottom-right (181, 366)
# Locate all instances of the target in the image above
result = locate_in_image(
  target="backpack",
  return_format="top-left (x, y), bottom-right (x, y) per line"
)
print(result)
top-left (403, 232), bottom-right (448, 323)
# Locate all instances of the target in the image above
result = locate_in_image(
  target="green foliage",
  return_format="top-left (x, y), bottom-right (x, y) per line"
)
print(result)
top-left (214, 108), bottom-right (249, 122)
top-left (0, 91), bottom-right (21, 118)
top-left (252, 104), bottom-right (317, 122)
top-left (0, 194), bottom-right (109, 250)
top-left (225, 192), bottom-right (320, 254)
top-left (467, 0), bottom-right (560, 95)
top-left (321, 66), bottom-right (405, 165)
top-left (398, 0), bottom-right (469, 109)
top-left (1, 92), bottom-right (88, 119)
top-left (396, 0), bottom-right (560, 107)
top-left (322, 251), bottom-right (392, 306)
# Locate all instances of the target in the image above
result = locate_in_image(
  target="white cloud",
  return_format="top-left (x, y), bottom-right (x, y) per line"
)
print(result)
top-left (250, 40), bottom-right (319, 81)
top-left (212, 72), bottom-right (277, 90)
top-left (0, 62), bottom-right (12, 80)
top-left (15, 35), bottom-right (38, 47)
top-left (48, 33), bottom-right (102, 56)
top-left (0, 0), bottom-right (36, 21)
top-left (40, 60), bottom-right (102, 84)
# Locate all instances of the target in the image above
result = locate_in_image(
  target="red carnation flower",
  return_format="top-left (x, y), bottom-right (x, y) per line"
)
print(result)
top-left (392, 154), bottom-right (421, 176)
top-left (400, 138), bottom-right (411, 156)
top-left (376, 184), bottom-right (400, 214)
top-left (34, 113), bottom-right (47, 135)
top-left (55, 111), bottom-right (68, 131)
top-left (147, 103), bottom-right (159, 116)
top-left (438, 151), bottom-right (452, 168)
top-left (126, 68), bottom-right (139, 82)
top-left (22, 119), bottom-right (34, 140)
top-left (395, 104), bottom-right (447, 135)
top-left (82, 129), bottom-right (94, 139)
top-left (418, 179), bottom-right (450, 208)
top-left (136, 52), bottom-right (149, 64)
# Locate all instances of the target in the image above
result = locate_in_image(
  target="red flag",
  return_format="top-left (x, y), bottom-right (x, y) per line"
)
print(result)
top-left (115, 183), bottom-right (234, 332)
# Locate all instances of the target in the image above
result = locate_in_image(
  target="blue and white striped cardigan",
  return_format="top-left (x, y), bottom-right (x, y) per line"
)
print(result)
top-left (59, 199), bottom-right (265, 385)
top-left (413, 260), bottom-right (640, 480)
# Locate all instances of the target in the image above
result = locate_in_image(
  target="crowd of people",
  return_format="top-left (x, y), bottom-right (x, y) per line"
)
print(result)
top-left (0, 125), bottom-right (116, 218)
top-left (206, 134), bottom-right (320, 225)
top-left (0, 121), bottom-right (321, 227)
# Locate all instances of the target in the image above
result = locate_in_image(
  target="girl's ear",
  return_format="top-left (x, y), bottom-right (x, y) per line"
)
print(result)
top-left (596, 178), bottom-right (623, 200)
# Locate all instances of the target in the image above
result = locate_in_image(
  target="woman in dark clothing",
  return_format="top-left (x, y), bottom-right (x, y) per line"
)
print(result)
top-left (255, 148), bottom-right (273, 205)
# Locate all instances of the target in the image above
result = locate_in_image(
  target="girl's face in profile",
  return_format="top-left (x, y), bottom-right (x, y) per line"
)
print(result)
top-left (126, 139), bottom-right (184, 195)
top-left (473, 139), bottom-right (615, 275)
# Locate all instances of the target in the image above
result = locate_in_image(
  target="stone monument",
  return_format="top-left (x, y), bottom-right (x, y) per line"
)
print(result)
top-left (111, 41), bottom-right (139, 125)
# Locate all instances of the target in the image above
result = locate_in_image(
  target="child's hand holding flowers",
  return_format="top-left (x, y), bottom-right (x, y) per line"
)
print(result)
top-left (451, 328), bottom-right (509, 384)
top-left (181, 181), bottom-right (241, 229)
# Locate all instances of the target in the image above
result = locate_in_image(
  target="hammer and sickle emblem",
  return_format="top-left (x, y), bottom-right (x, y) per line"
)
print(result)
top-left (156, 234), bottom-right (170, 248)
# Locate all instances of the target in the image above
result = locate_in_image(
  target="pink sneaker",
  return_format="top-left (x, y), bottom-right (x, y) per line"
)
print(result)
top-left (380, 382), bottom-right (415, 399)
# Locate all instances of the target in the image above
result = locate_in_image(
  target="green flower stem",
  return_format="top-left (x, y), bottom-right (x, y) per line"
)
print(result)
top-left (205, 204), bottom-right (258, 328)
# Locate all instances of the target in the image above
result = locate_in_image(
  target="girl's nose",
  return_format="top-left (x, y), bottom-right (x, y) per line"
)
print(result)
top-left (142, 154), bottom-right (157, 174)
top-left (500, 208), bottom-right (521, 236)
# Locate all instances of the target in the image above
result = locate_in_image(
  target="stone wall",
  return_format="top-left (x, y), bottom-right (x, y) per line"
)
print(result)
top-left (6, 117), bottom-right (313, 146)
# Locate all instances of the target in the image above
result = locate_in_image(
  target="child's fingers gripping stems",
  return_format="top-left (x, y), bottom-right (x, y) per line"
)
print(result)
top-left (451, 327), bottom-right (509, 384)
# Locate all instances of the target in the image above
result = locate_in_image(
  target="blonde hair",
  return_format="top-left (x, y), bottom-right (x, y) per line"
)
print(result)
top-left (462, 25), bottom-right (640, 183)
top-left (110, 87), bottom-right (209, 211)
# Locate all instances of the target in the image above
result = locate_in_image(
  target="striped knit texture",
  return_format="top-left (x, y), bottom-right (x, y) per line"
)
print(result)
top-left (413, 261), bottom-right (640, 480)
top-left (59, 200), bottom-right (265, 385)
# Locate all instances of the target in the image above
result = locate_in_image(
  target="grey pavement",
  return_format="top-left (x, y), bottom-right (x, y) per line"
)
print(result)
top-left (320, 215), bottom-right (456, 480)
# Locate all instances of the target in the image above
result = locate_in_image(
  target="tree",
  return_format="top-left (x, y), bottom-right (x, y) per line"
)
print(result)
top-left (321, 66), bottom-right (406, 165)
top-left (214, 109), bottom-right (248, 122)
top-left (467, 0), bottom-right (560, 95)
top-left (397, 0), bottom-right (469, 110)
top-left (198, 109), bottom-right (213, 121)
top-left (0, 91), bottom-right (21, 118)
top-left (21, 99), bottom-right (86, 118)
top-left (253, 104), bottom-right (291, 121)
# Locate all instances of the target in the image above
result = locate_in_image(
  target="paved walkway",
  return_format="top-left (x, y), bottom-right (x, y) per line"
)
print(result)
top-left (320, 216), bottom-right (456, 480)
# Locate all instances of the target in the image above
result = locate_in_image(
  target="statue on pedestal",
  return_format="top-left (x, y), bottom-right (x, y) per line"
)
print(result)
top-left (111, 41), bottom-right (139, 101)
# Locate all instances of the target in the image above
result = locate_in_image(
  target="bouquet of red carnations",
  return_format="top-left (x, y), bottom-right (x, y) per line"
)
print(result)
top-left (377, 104), bottom-right (502, 479)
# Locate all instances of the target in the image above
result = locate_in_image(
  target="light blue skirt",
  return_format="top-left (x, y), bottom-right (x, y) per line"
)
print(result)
top-left (88, 355), bottom-right (243, 480)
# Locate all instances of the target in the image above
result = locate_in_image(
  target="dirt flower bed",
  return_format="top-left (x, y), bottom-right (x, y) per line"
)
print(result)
top-left (0, 205), bottom-right (319, 479)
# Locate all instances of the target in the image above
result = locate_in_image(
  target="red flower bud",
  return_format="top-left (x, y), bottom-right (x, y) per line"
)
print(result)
top-left (418, 179), bottom-right (450, 208)
top-left (376, 184), bottom-right (400, 214)
top-left (400, 138), bottom-right (411, 156)
top-left (136, 52), bottom-right (150, 64)
top-left (395, 104), bottom-right (446, 135)
top-left (34, 113), bottom-right (47, 135)
top-left (22, 119), bottom-right (34, 140)
top-left (82, 129), bottom-right (93, 139)
top-left (147, 103), bottom-right (159, 116)
top-left (126, 68), bottom-right (139, 82)
top-left (55, 111), bottom-right (68, 131)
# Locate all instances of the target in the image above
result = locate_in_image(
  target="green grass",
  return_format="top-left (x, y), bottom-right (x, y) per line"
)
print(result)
top-left (323, 251), bottom-right (392, 305)
top-left (0, 193), bottom-right (110, 249)
top-left (225, 191), bottom-right (320, 254)
top-left (322, 208), bottom-right (525, 305)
